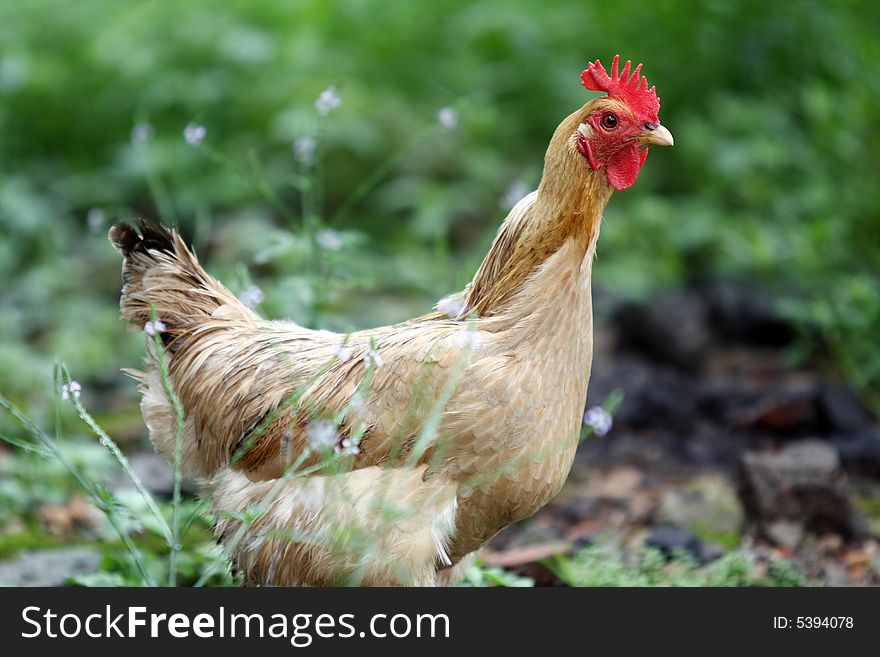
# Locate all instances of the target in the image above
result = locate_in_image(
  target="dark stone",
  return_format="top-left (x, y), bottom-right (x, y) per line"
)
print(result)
top-left (612, 294), bottom-right (710, 373)
top-left (559, 496), bottom-right (604, 522)
top-left (703, 281), bottom-right (794, 346)
top-left (592, 359), bottom-right (697, 432)
top-left (831, 431), bottom-right (880, 478)
top-left (645, 526), bottom-right (702, 560)
top-left (819, 385), bottom-right (875, 434)
top-left (681, 422), bottom-right (750, 467)
top-left (696, 380), bottom-right (745, 419)
top-left (698, 541), bottom-right (726, 563)
top-left (738, 440), bottom-right (866, 543)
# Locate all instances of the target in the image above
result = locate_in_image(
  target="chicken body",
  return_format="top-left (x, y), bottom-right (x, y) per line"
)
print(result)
top-left (111, 60), bottom-right (671, 585)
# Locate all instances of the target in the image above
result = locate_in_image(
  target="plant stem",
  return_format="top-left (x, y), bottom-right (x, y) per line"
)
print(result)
top-left (148, 310), bottom-right (186, 586)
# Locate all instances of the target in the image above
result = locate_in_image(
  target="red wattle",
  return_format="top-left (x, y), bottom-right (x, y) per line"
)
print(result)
top-left (578, 135), bottom-right (601, 170)
top-left (605, 144), bottom-right (645, 191)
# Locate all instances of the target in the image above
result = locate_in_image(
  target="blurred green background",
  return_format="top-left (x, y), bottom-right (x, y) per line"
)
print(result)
top-left (3, 0), bottom-right (879, 415)
top-left (1, 0), bottom-right (878, 535)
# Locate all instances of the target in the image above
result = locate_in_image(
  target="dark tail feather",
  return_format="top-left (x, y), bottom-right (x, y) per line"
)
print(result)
top-left (109, 219), bottom-right (176, 260)
top-left (109, 220), bottom-right (255, 342)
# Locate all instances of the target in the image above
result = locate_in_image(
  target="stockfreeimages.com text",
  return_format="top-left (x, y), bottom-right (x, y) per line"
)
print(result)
top-left (22, 605), bottom-right (450, 646)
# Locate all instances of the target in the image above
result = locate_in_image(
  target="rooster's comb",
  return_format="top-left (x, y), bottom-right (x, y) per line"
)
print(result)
top-left (581, 55), bottom-right (660, 122)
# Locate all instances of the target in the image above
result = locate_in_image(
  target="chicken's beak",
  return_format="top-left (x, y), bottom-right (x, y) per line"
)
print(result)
top-left (638, 123), bottom-right (674, 147)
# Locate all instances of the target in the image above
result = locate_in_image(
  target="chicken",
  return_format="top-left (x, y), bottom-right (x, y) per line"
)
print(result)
top-left (110, 55), bottom-right (672, 586)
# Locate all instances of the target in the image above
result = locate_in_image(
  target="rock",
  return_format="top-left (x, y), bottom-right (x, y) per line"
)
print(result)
top-left (597, 359), bottom-right (697, 432)
top-left (681, 423), bottom-right (749, 467)
top-left (0, 548), bottom-right (101, 586)
top-left (819, 385), bottom-right (875, 434)
top-left (831, 431), bottom-right (880, 478)
top-left (703, 281), bottom-right (794, 346)
top-left (739, 440), bottom-right (865, 542)
top-left (765, 520), bottom-right (804, 549)
top-left (698, 541), bottom-right (726, 562)
top-left (560, 496), bottom-right (603, 522)
top-left (695, 380), bottom-right (750, 422)
top-left (612, 294), bottom-right (710, 372)
top-left (656, 473), bottom-right (744, 537)
top-left (645, 526), bottom-right (702, 560)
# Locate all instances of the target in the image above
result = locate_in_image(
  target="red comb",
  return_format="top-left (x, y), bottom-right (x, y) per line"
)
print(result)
top-left (581, 55), bottom-right (660, 122)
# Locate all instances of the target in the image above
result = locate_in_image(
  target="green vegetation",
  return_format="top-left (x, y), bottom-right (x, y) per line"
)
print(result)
top-left (550, 545), bottom-right (810, 587)
top-left (0, 0), bottom-right (877, 585)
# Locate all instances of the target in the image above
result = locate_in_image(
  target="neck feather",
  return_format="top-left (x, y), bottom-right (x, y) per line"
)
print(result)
top-left (464, 113), bottom-right (612, 318)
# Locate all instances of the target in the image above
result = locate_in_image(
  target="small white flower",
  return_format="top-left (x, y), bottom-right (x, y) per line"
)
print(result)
top-left (583, 406), bottom-right (613, 437)
top-left (335, 437), bottom-right (361, 457)
top-left (437, 106), bottom-right (458, 131)
top-left (238, 284), bottom-right (264, 308)
top-left (144, 319), bottom-right (167, 336)
top-left (293, 136), bottom-right (318, 166)
top-left (436, 292), bottom-right (469, 319)
top-left (307, 420), bottom-right (338, 452)
top-left (500, 180), bottom-right (530, 210)
top-left (315, 86), bottom-right (341, 116)
top-left (61, 380), bottom-right (81, 401)
top-left (86, 208), bottom-right (105, 231)
top-left (363, 349), bottom-right (383, 369)
top-left (131, 122), bottom-right (154, 145)
top-left (331, 341), bottom-right (351, 362)
top-left (183, 122), bottom-right (206, 145)
top-left (316, 228), bottom-right (343, 252)
top-left (457, 327), bottom-right (481, 351)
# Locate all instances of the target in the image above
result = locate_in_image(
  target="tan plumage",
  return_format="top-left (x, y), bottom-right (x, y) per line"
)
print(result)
top-left (110, 92), bottom-right (669, 586)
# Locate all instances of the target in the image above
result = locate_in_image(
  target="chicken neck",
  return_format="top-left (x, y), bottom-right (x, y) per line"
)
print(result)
top-left (465, 112), bottom-right (613, 322)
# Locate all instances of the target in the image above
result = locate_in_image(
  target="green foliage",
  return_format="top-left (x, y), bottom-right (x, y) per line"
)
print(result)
top-left (551, 545), bottom-right (810, 587)
top-left (784, 275), bottom-right (880, 411)
top-left (462, 563), bottom-right (535, 588)
top-left (1, 0), bottom-right (878, 424)
top-left (0, 384), bottom-right (226, 586)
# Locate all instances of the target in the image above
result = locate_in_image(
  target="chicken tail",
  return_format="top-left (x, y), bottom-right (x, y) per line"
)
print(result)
top-left (110, 220), bottom-right (267, 479)
top-left (108, 220), bottom-right (256, 339)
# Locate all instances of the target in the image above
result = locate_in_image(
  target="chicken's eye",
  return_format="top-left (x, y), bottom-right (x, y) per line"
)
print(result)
top-left (601, 113), bottom-right (618, 130)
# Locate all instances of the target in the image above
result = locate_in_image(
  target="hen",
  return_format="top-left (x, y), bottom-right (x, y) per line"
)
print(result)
top-left (110, 56), bottom-right (672, 586)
